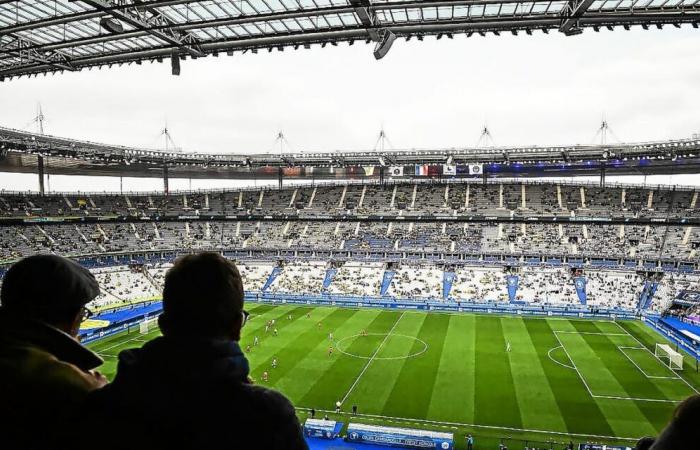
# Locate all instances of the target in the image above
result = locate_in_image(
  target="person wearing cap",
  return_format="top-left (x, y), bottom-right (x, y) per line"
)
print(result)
top-left (85, 252), bottom-right (307, 450)
top-left (0, 254), bottom-right (108, 450)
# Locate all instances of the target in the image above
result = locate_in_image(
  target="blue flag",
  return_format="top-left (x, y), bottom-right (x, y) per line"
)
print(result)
top-left (574, 276), bottom-right (587, 305)
top-left (506, 275), bottom-right (519, 303)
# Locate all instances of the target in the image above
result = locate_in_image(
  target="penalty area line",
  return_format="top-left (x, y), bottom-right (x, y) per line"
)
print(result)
top-left (613, 321), bottom-right (700, 395)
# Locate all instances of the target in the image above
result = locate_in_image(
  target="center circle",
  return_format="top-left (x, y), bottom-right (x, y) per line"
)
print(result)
top-left (334, 333), bottom-right (428, 360)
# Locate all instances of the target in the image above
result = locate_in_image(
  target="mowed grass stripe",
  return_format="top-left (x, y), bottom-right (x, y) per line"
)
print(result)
top-left (267, 308), bottom-right (362, 389)
top-left (380, 313), bottom-right (449, 419)
top-left (572, 321), bottom-right (673, 401)
top-left (601, 335), bottom-right (693, 401)
top-left (474, 315), bottom-right (522, 429)
top-left (298, 310), bottom-right (399, 409)
top-left (619, 319), bottom-right (700, 432)
top-left (619, 320), bottom-right (700, 389)
top-left (276, 308), bottom-right (385, 405)
top-left (525, 319), bottom-right (615, 436)
top-left (584, 322), bottom-right (687, 432)
top-left (559, 320), bottom-right (659, 438)
top-left (501, 317), bottom-right (567, 432)
top-left (427, 314), bottom-right (476, 423)
top-left (556, 324), bottom-right (629, 398)
top-left (248, 306), bottom-right (339, 376)
top-left (245, 302), bottom-right (272, 314)
top-left (345, 312), bottom-right (427, 415)
top-left (240, 305), bottom-right (306, 350)
top-left (584, 330), bottom-right (678, 429)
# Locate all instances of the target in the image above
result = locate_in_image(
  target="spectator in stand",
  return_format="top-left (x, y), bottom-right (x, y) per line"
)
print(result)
top-left (85, 252), bottom-right (308, 450)
top-left (0, 255), bottom-right (107, 450)
top-left (639, 395), bottom-right (700, 450)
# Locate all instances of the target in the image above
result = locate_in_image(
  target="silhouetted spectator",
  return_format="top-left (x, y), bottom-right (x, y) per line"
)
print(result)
top-left (0, 255), bottom-right (107, 450)
top-left (647, 395), bottom-right (700, 449)
top-left (635, 437), bottom-right (655, 450)
top-left (86, 252), bottom-right (308, 450)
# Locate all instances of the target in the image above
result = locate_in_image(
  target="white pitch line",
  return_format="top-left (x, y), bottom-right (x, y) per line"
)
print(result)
top-left (547, 345), bottom-right (575, 370)
top-left (617, 346), bottom-right (678, 380)
top-left (340, 312), bottom-right (405, 405)
top-left (613, 321), bottom-right (700, 395)
top-left (592, 394), bottom-right (681, 403)
top-left (554, 330), bottom-right (688, 403)
top-left (96, 331), bottom-right (151, 353)
top-left (553, 331), bottom-right (628, 336)
top-left (552, 331), bottom-right (596, 398)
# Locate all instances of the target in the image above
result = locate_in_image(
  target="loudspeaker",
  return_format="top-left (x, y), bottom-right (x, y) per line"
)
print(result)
top-left (171, 52), bottom-right (181, 76)
top-left (373, 29), bottom-right (397, 60)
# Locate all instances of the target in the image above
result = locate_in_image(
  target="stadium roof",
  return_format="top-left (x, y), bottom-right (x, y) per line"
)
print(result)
top-left (2, 124), bottom-right (700, 180)
top-left (2, 0), bottom-right (700, 80)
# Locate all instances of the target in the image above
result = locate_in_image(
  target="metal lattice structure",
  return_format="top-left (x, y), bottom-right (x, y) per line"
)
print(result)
top-left (1, 0), bottom-right (699, 80)
top-left (2, 124), bottom-right (700, 181)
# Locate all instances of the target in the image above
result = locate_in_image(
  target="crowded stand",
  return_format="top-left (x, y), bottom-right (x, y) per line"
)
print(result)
top-left (267, 261), bottom-right (326, 295)
top-left (451, 267), bottom-right (508, 302)
top-left (89, 266), bottom-right (161, 311)
top-left (326, 262), bottom-right (384, 297)
top-left (2, 180), bottom-right (700, 219)
top-left (1, 180), bottom-right (700, 313)
top-left (237, 261), bottom-right (275, 292)
top-left (387, 265), bottom-right (442, 299)
top-left (1, 219), bottom-right (699, 263)
top-left (74, 258), bottom-right (700, 313)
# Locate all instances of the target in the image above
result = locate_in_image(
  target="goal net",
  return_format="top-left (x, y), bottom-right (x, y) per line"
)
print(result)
top-left (139, 316), bottom-right (159, 335)
top-left (655, 343), bottom-right (683, 370)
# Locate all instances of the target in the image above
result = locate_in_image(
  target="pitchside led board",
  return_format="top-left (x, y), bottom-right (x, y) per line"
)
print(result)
top-left (345, 423), bottom-right (454, 450)
top-left (303, 419), bottom-right (343, 440)
top-left (579, 445), bottom-right (632, 450)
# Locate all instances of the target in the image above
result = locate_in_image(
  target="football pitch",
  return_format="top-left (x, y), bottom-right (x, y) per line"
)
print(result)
top-left (88, 304), bottom-right (700, 449)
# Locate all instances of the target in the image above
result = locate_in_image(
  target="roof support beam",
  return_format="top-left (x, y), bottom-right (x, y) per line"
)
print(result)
top-left (560, 0), bottom-right (596, 35)
top-left (350, 0), bottom-right (380, 41)
top-left (0, 35), bottom-right (74, 71)
top-left (79, 0), bottom-right (205, 57)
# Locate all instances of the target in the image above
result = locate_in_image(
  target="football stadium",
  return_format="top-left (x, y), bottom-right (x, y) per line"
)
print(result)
top-left (3, 1), bottom-right (700, 450)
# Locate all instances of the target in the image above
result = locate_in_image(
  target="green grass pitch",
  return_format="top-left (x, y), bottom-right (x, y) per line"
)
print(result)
top-left (88, 304), bottom-right (700, 449)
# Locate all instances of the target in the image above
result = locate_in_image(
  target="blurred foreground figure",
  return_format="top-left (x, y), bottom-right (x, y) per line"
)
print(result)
top-left (0, 255), bottom-right (107, 450)
top-left (641, 395), bottom-right (700, 450)
top-left (86, 252), bottom-right (307, 450)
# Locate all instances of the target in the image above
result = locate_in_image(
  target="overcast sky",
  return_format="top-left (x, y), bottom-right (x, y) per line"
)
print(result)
top-left (1, 26), bottom-right (700, 192)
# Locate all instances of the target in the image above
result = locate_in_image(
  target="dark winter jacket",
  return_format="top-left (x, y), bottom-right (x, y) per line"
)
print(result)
top-left (85, 336), bottom-right (308, 450)
top-left (0, 308), bottom-right (105, 450)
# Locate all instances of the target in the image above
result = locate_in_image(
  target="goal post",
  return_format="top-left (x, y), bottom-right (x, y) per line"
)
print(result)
top-left (139, 316), bottom-right (159, 335)
top-left (655, 343), bottom-right (683, 370)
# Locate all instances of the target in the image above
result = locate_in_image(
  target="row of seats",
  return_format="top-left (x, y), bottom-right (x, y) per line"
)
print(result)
top-left (1, 221), bottom-right (698, 261)
top-left (1, 182), bottom-right (698, 218)
top-left (81, 261), bottom-right (700, 312)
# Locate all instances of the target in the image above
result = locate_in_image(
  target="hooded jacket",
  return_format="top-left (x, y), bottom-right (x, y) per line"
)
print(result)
top-left (86, 335), bottom-right (308, 450)
top-left (0, 308), bottom-right (105, 450)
